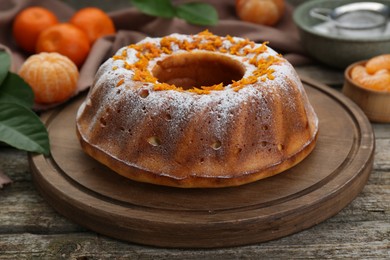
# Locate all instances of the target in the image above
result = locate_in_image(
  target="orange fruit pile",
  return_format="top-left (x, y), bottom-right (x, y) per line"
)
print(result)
top-left (13, 6), bottom-right (116, 67)
top-left (13, 6), bottom-right (116, 104)
top-left (351, 54), bottom-right (390, 92)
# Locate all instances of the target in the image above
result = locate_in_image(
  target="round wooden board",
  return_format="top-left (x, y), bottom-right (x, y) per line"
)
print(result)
top-left (29, 76), bottom-right (374, 248)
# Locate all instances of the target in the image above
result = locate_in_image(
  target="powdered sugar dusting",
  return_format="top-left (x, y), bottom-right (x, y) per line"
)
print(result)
top-left (76, 31), bottom-right (318, 184)
top-left (79, 31), bottom-right (306, 151)
top-left (91, 32), bottom-right (301, 119)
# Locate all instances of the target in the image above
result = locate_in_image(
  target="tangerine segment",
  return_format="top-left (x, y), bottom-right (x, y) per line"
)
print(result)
top-left (70, 7), bottom-right (115, 45)
top-left (12, 7), bottom-right (59, 53)
top-left (19, 52), bottom-right (79, 104)
top-left (366, 54), bottom-right (390, 74)
top-left (351, 65), bottom-right (390, 91)
top-left (36, 23), bottom-right (90, 67)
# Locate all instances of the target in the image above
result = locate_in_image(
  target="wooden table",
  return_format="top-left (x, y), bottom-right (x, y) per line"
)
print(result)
top-left (1, 0), bottom-right (390, 257)
top-left (0, 63), bottom-right (389, 258)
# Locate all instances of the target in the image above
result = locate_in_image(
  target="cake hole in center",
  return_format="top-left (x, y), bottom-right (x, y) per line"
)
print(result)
top-left (152, 52), bottom-right (245, 90)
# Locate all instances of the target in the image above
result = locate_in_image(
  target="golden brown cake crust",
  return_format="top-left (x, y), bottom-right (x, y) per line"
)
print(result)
top-left (77, 129), bottom-right (318, 188)
top-left (76, 31), bottom-right (319, 188)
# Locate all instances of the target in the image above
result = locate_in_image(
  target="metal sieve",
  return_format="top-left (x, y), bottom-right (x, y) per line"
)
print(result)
top-left (310, 2), bottom-right (389, 36)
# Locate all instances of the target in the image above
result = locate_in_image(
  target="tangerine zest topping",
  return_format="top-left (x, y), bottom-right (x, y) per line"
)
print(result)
top-left (112, 31), bottom-right (282, 94)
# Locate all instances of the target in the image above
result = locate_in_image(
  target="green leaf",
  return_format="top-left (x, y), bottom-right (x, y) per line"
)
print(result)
top-left (0, 51), bottom-right (11, 86)
top-left (131, 0), bottom-right (175, 18)
top-left (176, 2), bottom-right (218, 26)
top-left (0, 72), bottom-right (34, 109)
top-left (0, 103), bottom-right (50, 155)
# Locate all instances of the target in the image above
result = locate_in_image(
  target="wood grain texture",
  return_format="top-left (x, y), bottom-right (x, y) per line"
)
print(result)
top-left (0, 126), bottom-right (388, 258)
top-left (1, 0), bottom-right (388, 254)
top-left (25, 77), bottom-right (375, 248)
top-left (1, 61), bottom-right (389, 257)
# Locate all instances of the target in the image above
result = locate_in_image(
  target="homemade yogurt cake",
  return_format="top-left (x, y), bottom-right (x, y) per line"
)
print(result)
top-left (76, 31), bottom-right (319, 188)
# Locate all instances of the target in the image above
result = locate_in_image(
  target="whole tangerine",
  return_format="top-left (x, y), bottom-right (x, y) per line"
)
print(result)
top-left (35, 23), bottom-right (90, 67)
top-left (236, 0), bottom-right (285, 26)
top-left (70, 7), bottom-right (116, 45)
top-left (19, 52), bottom-right (79, 104)
top-left (12, 6), bottom-right (59, 53)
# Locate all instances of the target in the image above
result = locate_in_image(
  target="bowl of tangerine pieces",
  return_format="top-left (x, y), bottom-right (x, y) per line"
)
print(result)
top-left (343, 54), bottom-right (390, 123)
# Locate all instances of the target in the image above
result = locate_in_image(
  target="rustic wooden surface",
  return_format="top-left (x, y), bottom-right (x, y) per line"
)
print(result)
top-left (1, 0), bottom-right (390, 258)
top-left (28, 77), bottom-right (374, 249)
top-left (1, 65), bottom-right (390, 258)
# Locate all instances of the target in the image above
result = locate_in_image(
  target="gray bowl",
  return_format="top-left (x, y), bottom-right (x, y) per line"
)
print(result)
top-left (293, 0), bottom-right (390, 69)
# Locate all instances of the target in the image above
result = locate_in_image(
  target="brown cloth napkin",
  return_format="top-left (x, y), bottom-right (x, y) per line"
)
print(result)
top-left (0, 0), bottom-right (309, 110)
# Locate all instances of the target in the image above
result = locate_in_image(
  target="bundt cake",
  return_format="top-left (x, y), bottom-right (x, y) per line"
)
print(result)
top-left (76, 31), bottom-right (319, 188)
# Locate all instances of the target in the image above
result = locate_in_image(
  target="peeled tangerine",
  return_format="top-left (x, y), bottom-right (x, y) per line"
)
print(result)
top-left (365, 54), bottom-right (390, 74)
top-left (19, 52), bottom-right (79, 104)
top-left (351, 54), bottom-right (390, 91)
